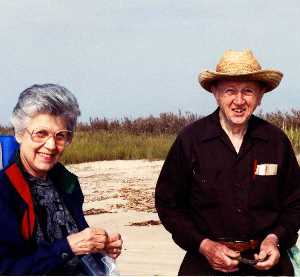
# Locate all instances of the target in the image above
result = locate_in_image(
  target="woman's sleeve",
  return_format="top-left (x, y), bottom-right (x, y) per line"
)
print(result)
top-left (0, 190), bottom-right (76, 275)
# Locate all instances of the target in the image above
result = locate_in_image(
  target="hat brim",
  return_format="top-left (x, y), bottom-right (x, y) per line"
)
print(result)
top-left (199, 69), bottom-right (283, 93)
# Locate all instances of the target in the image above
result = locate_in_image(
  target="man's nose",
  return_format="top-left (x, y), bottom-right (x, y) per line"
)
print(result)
top-left (233, 92), bottom-right (245, 104)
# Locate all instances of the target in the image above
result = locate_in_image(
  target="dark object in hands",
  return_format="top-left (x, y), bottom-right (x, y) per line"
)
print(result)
top-left (237, 255), bottom-right (268, 266)
top-left (216, 237), bottom-right (266, 266)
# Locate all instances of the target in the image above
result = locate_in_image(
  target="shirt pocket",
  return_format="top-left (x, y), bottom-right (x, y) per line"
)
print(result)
top-left (190, 168), bottom-right (220, 208)
top-left (249, 175), bottom-right (279, 209)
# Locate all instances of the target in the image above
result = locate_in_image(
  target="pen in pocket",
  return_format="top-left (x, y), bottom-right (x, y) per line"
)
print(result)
top-left (252, 159), bottom-right (257, 179)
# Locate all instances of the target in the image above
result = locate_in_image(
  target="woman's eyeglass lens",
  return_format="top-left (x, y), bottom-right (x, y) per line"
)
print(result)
top-left (28, 128), bottom-right (72, 146)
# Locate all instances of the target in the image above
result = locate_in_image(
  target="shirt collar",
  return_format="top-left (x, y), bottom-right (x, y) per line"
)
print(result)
top-left (201, 108), bottom-right (224, 141)
top-left (14, 150), bottom-right (78, 194)
top-left (201, 108), bottom-right (269, 142)
top-left (247, 115), bottom-right (269, 141)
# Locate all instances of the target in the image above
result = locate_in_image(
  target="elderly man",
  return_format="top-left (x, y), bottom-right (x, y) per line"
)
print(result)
top-left (155, 49), bottom-right (300, 275)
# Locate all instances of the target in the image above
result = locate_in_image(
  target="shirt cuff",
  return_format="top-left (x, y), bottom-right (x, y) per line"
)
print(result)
top-left (49, 238), bottom-right (75, 263)
top-left (173, 230), bottom-right (205, 253)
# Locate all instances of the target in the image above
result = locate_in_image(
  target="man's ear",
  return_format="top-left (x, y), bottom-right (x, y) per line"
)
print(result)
top-left (260, 87), bottom-right (266, 94)
top-left (210, 84), bottom-right (216, 94)
top-left (210, 85), bottom-right (220, 104)
top-left (257, 87), bottom-right (266, 106)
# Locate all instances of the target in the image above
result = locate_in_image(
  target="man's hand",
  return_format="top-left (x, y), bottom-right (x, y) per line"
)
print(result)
top-left (105, 233), bottom-right (123, 259)
top-left (254, 234), bottom-right (280, 271)
top-left (199, 238), bottom-right (240, 272)
top-left (67, 227), bottom-right (108, 256)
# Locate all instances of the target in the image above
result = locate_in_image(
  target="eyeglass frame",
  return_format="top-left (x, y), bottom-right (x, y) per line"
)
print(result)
top-left (24, 126), bottom-right (73, 147)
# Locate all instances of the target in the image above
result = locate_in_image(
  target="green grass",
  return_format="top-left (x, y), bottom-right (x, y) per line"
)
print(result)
top-left (284, 127), bottom-right (300, 154)
top-left (60, 131), bottom-right (175, 164)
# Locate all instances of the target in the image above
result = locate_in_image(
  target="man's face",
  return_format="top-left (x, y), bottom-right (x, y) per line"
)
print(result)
top-left (211, 80), bottom-right (265, 128)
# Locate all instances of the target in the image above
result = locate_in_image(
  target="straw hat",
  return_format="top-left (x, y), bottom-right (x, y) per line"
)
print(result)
top-left (199, 49), bottom-right (283, 93)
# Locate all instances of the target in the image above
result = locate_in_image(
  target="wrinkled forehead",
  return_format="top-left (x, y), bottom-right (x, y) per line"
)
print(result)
top-left (213, 79), bottom-right (265, 90)
top-left (26, 113), bottom-right (68, 131)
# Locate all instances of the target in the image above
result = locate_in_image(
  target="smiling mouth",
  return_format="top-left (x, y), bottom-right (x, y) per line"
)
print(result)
top-left (38, 152), bottom-right (55, 158)
top-left (232, 108), bottom-right (246, 114)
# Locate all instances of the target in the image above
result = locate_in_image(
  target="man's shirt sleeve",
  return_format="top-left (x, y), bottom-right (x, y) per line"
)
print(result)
top-left (155, 135), bottom-right (205, 252)
top-left (270, 135), bottom-right (300, 249)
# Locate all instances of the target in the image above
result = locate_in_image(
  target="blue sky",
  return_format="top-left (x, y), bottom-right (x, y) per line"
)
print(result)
top-left (0, 0), bottom-right (299, 124)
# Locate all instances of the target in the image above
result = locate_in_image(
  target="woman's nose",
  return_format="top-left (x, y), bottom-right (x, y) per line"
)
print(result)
top-left (44, 135), bottom-right (56, 149)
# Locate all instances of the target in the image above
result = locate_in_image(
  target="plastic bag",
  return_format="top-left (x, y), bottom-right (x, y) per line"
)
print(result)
top-left (80, 253), bottom-right (119, 276)
top-left (101, 255), bottom-right (119, 276)
top-left (288, 245), bottom-right (300, 276)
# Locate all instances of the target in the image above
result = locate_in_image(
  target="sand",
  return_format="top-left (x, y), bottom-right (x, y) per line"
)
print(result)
top-left (66, 160), bottom-right (185, 276)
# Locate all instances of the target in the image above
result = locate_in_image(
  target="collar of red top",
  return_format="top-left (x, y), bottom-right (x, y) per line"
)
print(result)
top-left (13, 150), bottom-right (78, 194)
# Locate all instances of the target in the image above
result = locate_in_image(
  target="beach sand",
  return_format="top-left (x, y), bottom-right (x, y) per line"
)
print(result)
top-left (67, 160), bottom-right (185, 276)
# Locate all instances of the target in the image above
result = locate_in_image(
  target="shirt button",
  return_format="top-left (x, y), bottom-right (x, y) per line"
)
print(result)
top-left (61, 252), bottom-right (69, 260)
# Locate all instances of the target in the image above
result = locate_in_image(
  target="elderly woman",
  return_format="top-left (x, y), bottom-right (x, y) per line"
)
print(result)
top-left (0, 84), bottom-right (122, 275)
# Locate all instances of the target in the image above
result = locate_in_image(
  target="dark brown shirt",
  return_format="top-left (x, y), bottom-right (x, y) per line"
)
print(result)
top-left (155, 109), bottom-right (300, 253)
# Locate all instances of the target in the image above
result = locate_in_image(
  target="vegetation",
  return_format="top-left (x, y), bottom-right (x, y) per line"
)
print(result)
top-left (77, 111), bottom-right (200, 134)
top-left (1, 110), bottom-right (300, 164)
top-left (61, 131), bottom-right (175, 164)
top-left (258, 109), bottom-right (300, 153)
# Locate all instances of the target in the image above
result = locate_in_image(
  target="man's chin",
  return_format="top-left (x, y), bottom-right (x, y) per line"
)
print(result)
top-left (230, 118), bottom-right (248, 126)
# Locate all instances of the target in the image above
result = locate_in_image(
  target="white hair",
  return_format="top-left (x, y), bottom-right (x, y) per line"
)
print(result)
top-left (11, 84), bottom-right (81, 134)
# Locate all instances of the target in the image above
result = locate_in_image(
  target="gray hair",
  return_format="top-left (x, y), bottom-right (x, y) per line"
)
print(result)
top-left (11, 84), bottom-right (81, 134)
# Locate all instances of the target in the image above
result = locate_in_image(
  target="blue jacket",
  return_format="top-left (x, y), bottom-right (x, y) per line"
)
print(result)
top-left (0, 156), bottom-right (89, 275)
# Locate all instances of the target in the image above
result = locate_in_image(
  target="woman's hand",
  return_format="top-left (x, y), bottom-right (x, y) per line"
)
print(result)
top-left (67, 227), bottom-right (108, 256)
top-left (105, 233), bottom-right (123, 259)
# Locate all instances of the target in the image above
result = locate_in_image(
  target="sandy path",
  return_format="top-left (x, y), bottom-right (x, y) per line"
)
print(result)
top-left (67, 160), bottom-right (185, 276)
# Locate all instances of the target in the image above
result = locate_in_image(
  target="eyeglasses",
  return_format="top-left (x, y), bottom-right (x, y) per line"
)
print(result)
top-left (25, 127), bottom-right (73, 147)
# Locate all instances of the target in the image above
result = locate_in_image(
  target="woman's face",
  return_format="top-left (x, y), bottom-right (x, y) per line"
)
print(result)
top-left (16, 113), bottom-right (70, 178)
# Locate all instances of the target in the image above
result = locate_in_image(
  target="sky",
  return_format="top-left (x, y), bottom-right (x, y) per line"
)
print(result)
top-left (0, 0), bottom-right (299, 124)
